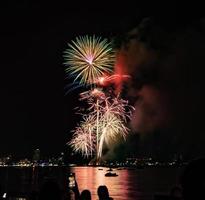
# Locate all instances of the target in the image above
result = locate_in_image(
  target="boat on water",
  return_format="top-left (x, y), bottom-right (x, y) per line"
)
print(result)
top-left (105, 172), bottom-right (118, 177)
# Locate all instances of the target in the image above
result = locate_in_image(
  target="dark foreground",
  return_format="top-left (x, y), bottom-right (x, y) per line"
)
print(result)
top-left (0, 166), bottom-right (183, 200)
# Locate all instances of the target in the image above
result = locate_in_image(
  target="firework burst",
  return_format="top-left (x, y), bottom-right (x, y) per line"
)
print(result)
top-left (64, 35), bottom-right (115, 85)
top-left (102, 96), bottom-right (134, 122)
top-left (69, 88), bottom-right (134, 159)
top-left (68, 116), bottom-right (96, 157)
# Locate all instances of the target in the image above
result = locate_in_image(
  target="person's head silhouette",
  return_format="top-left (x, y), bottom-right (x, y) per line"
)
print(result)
top-left (97, 185), bottom-right (111, 200)
top-left (80, 189), bottom-right (91, 200)
top-left (180, 157), bottom-right (205, 200)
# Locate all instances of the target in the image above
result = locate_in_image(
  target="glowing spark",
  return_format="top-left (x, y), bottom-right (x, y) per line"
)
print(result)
top-left (98, 77), bottom-right (106, 85)
top-left (64, 35), bottom-right (115, 85)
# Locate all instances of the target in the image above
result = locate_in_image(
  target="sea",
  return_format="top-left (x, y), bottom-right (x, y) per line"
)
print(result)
top-left (0, 166), bottom-right (183, 200)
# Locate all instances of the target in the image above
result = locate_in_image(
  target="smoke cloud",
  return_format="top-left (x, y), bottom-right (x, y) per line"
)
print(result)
top-left (114, 17), bottom-right (205, 159)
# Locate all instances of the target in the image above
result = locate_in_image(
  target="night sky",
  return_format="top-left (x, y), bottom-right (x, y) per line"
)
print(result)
top-left (0, 2), bottom-right (204, 160)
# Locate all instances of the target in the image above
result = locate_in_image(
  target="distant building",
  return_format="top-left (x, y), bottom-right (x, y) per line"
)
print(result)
top-left (32, 149), bottom-right (40, 163)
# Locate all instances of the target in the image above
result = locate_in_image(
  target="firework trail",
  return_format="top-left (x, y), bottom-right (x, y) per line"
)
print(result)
top-left (94, 74), bottom-right (131, 87)
top-left (102, 96), bottom-right (134, 122)
top-left (98, 113), bottom-right (129, 158)
top-left (64, 35), bottom-right (115, 86)
top-left (68, 115), bottom-right (96, 157)
top-left (80, 88), bottom-right (105, 102)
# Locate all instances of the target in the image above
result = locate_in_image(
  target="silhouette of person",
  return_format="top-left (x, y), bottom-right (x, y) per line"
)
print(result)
top-left (180, 157), bottom-right (205, 200)
top-left (70, 179), bottom-right (80, 200)
top-left (38, 179), bottom-right (62, 200)
top-left (80, 189), bottom-right (91, 200)
top-left (97, 185), bottom-right (113, 200)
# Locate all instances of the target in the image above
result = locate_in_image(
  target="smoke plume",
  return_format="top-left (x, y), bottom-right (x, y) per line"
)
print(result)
top-left (114, 17), bottom-right (205, 159)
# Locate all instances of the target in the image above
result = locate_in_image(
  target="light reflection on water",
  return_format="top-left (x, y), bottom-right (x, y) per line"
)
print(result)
top-left (71, 167), bottom-right (139, 200)
top-left (70, 166), bottom-right (180, 200)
